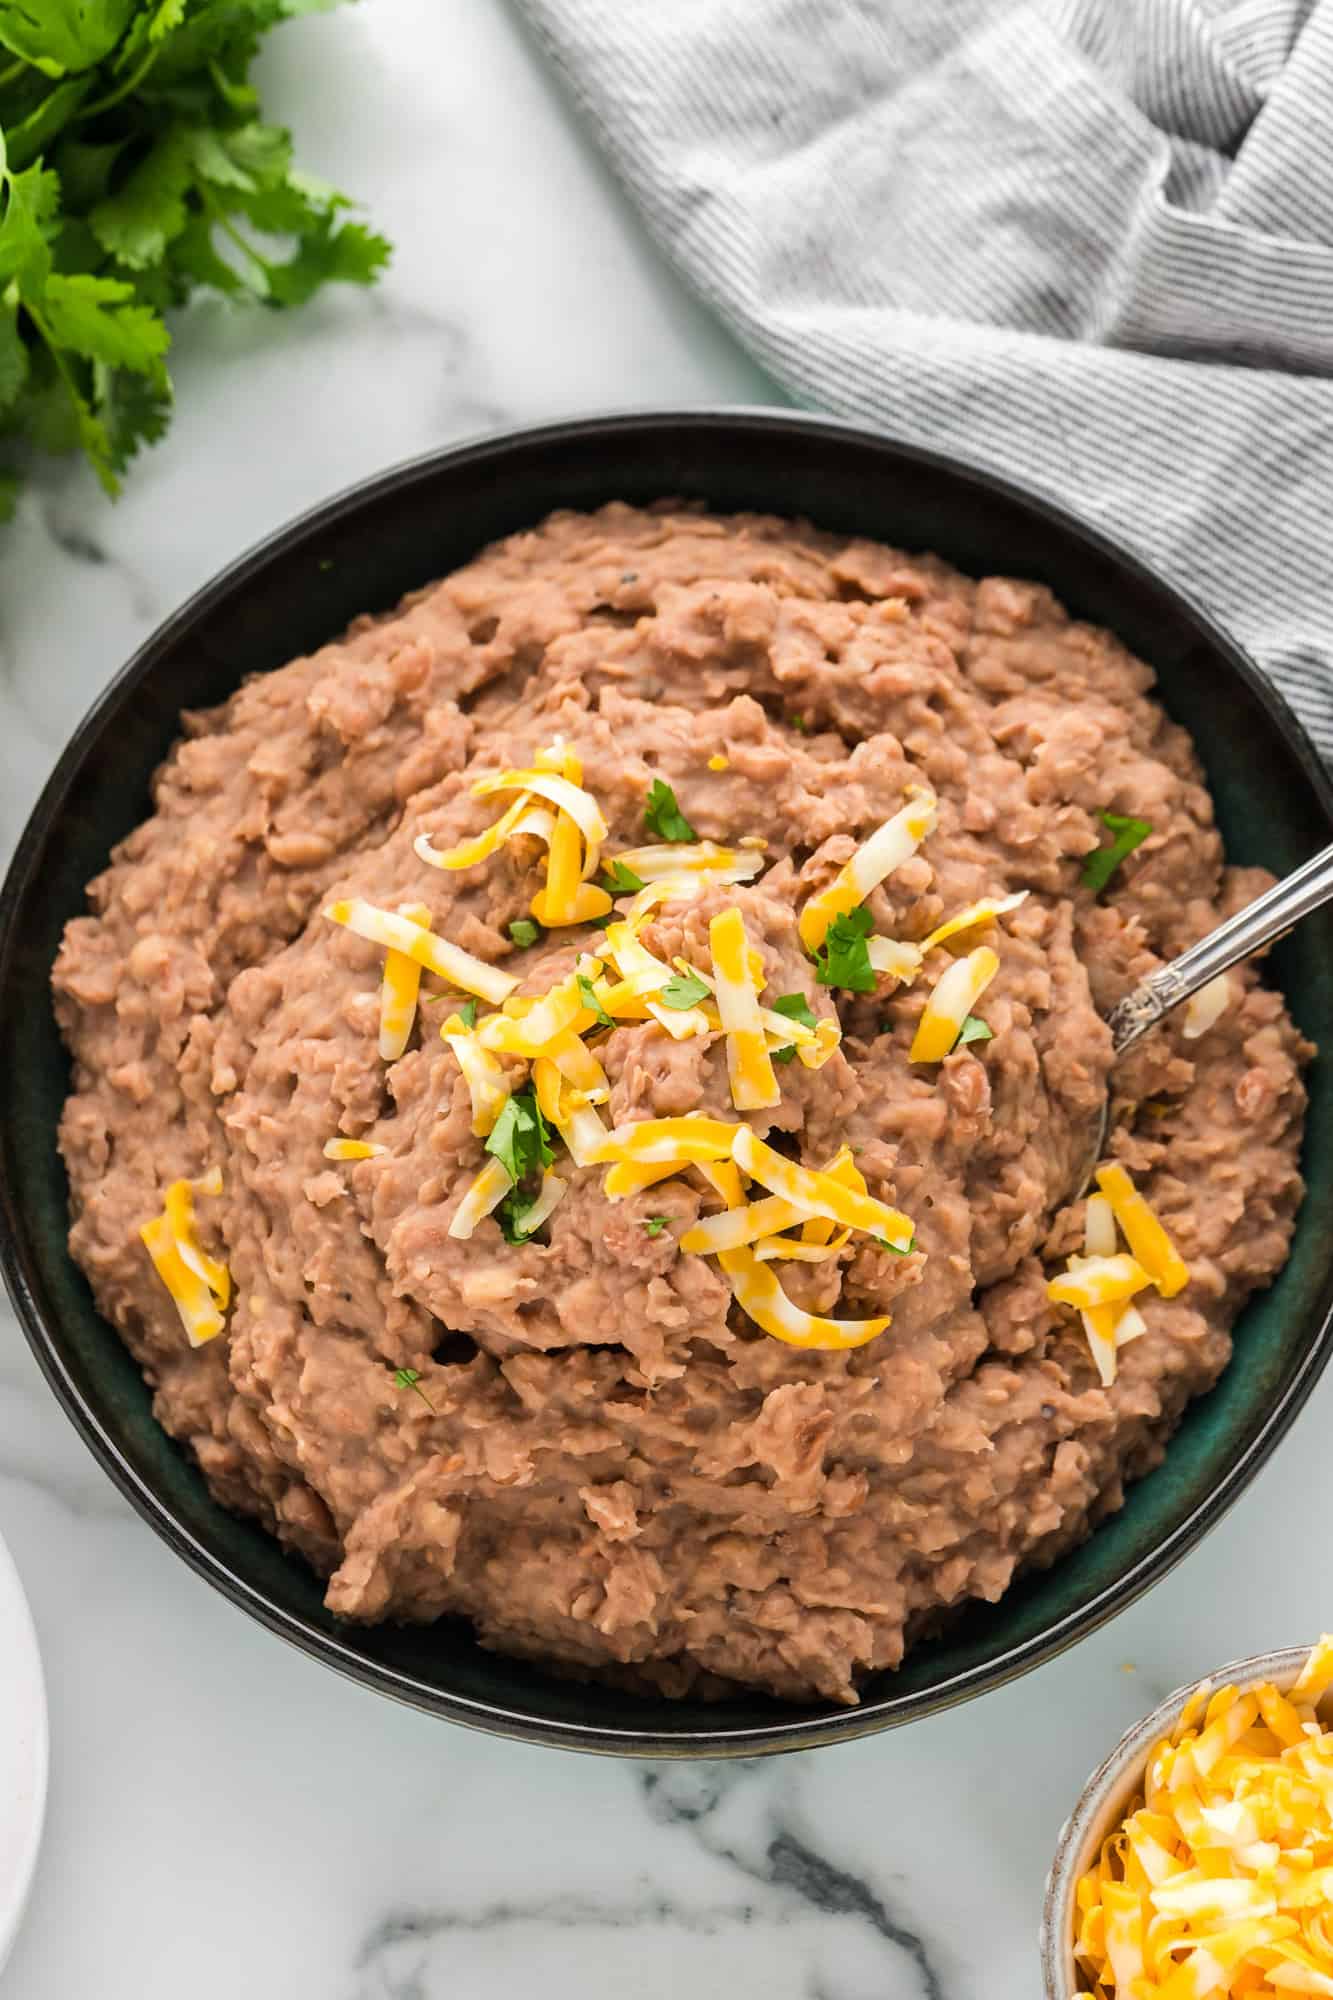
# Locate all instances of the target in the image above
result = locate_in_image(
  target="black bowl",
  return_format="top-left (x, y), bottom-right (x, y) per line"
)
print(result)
top-left (4, 410), bottom-right (1332, 1756)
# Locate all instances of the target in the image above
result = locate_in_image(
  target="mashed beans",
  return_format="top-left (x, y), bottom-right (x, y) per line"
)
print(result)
top-left (52, 505), bottom-right (1309, 1704)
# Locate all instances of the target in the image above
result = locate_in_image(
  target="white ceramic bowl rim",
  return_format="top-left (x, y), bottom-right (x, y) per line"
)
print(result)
top-left (1040, 1644), bottom-right (1324, 1999)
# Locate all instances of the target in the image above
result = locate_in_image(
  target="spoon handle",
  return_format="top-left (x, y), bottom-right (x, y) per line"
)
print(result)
top-left (1107, 838), bottom-right (1333, 1056)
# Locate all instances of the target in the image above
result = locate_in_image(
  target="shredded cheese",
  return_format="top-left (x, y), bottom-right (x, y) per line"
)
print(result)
top-left (140, 1173), bottom-right (230, 1347)
top-left (322, 1139), bottom-right (387, 1161)
top-left (1096, 1161), bottom-right (1191, 1298)
top-left (609, 842), bottom-right (764, 885)
top-left (707, 754), bottom-right (730, 771)
top-left (867, 936), bottom-right (923, 981)
top-left (379, 901), bottom-right (431, 1060)
top-left (1048, 1254), bottom-right (1152, 1310)
top-left (1183, 972), bottom-right (1234, 1042)
top-left (919, 890), bottom-right (1028, 954)
top-left (709, 906), bottom-right (781, 1111)
top-left (698, 1152), bottom-right (891, 1350)
top-left (1074, 1636), bottom-right (1333, 1999)
top-left (324, 898), bottom-right (517, 1005)
top-left (532, 1058), bottom-right (608, 1167)
top-left (798, 792), bottom-right (938, 952)
top-left (448, 1156), bottom-right (513, 1240)
top-left (473, 765), bottom-right (608, 881)
top-left (478, 976), bottom-right (586, 1057)
top-left (732, 1126), bottom-right (914, 1248)
top-left (909, 946), bottom-right (1000, 1063)
top-left (441, 1014), bottom-right (510, 1135)
top-left (588, 1118), bottom-right (740, 1167)
top-left (414, 793), bottom-right (531, 873)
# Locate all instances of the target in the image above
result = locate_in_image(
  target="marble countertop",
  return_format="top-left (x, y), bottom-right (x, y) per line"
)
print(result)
top-left (2, 3), bottom-right (1331, 1994)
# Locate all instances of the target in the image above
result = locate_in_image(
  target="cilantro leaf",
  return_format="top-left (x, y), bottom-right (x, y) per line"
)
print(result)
top-left (453, 998), bottom-right (478, 1030)
top-left (813, 907), bottom-right (877, 993)
top-left (875, 1235), bottom-right (915, 1256)
top-left (496, 1187), bottom-right (544, 1245)
top-left (1081, 812), bottom-right (1152, 895)
top-left (643, 778), bottom-right (696, 843)
top-left (392, 1365), bottom-right (435, 1412)
top-left (772, 992), bottom-right (818, 1032)
top-left (577, 973), bottom-right (614, 1029)
top-left (40, 272), bottom-right (170, 377)
top-left (599, 858), bottom-right (645, 895)
top-left (643, 1217), bottom-right (669, 1237)
top-left (955, 1015), bottom-right (993, 1050)
top-left (771, 990), bottom-right (818, 1063)
top-left (89, 128), bottom-right (194, 268)
top-left (0, 0), bottom-right (135, 78)
top-left (657, 971), bottom-right (710, 1010)
top-left (0, 1), bottom-right (389, 512)
top-left (484, 1086), bottom-right (553, 1186)
top-left (507, 917), bottom-right (541, 950)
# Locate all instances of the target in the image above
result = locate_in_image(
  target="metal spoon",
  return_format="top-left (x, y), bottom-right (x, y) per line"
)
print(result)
top-left (1081, 838), bottom-right (1333, 1187)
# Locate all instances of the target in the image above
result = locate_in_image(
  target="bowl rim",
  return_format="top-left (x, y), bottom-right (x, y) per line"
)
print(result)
top-left (1039, 1643), bottom-right (1322, 1997)
top-left (5, 404), bottom-right (1333, 1755)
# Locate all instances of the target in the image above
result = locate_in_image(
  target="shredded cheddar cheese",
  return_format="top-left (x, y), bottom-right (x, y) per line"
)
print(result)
top-left (414, 743), bottom-right (613, 927)
top-left (1096, 1161), bottom-right (1191, 1298)
top-left (609, 841), bottom-right (763, 886)
top-left (1048, 1254), bottom-right (1151, 1310)
top-left (918, 890), bottom-right (1028, 955)
top-left (798, 792), bottom-right (938, 952)
top-left (709, 906), bottom-right (781, 1111)
top-left (322, 1139), bottom-right (387, 1161)
top-left (379, 901), bottom-right (431, 1060)
top-left (140, 1172), bottom-right (230, 1347)
top-left (324, 898), bottom-right (517, 1005)
top-left (1183, 972), bottom-right (1234, 1041)
top-left (448, 1156), bottom-right (512, 1240)
top-left (909, 946), bottom-right (1000, 1063)
top-left (732, 1126), bottom-right (914, 1248)
top-left (441, 1013), bottom-right (510, 1135)
top-left (1074, 1636), bottom-right (1333, 1998)
top-left (707, 754), bottom-right (730, 771)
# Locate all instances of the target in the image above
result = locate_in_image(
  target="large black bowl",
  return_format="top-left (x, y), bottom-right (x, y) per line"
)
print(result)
top-left (3, 410), bottom-right (1332, 1756)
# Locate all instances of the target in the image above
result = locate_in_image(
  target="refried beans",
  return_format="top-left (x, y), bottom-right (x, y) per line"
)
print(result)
top-left (52, 504), bottom-right (1310, 1705)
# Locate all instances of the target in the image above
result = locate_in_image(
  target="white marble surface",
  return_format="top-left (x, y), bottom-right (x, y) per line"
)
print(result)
top-left (1, 4), bottom-right (1331, 1995)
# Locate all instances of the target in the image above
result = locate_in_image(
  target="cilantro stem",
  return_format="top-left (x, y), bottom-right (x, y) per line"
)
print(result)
top-left (21, 301), bottom-right (85, 433)
top-left (78, 43), bottom-right (164, 119)
top-left (198, 187), bottom-right (269, 289)
top-left (0, 58), bottom-right (27, 88)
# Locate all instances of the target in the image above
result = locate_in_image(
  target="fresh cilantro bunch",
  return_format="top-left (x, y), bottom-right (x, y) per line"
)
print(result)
top-left (0, 0), bottom-right (390, 517)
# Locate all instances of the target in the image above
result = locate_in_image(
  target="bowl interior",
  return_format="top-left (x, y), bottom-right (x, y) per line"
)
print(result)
top-left (1042, 1647), bottom-right (1333, 1996)
top-left (4, 412), bottom-right (1333, 1753)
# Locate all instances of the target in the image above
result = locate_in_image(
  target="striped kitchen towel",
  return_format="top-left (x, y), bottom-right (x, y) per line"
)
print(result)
top-left (518, 0), bottom-right (1333, 760)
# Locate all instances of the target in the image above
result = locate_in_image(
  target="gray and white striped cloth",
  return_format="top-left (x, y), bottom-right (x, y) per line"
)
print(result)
top-left (518, 0), bottom-right (1333, 759)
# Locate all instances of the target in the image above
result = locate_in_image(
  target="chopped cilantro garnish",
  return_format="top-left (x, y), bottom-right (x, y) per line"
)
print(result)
top-left (955, 1015), bottom-right (993, 1049)
top-left (1081, 812), bottom-right (1152, 895)
top-left (657, 971), bottom-right (711, 1010)
top-left (392, 1367), bottom-right (436, 1412)
top-left (643, 1216), bottom-right (669, 1237)
top-left (577, 974), bottom-right (615, 1029)
top-left (875, 1235), bottom-right (915, 1256)
top-left (484, 1086), bottom-right (553, 1186)
top-left (790, 715), bottom-right (809, 734)
top-left (457, 999), bottom-right (478, 1030)
top-left (771, 991), bottom-right (819, 1063)
top-left (643, 778), bottom-right (696, 843)
top-left (600, 858), bottom-right (646, 895)
top-left (813, 907), bottom-right (877, 993)
top-left (508, 917), bottom-right (542, 949)
top-left (773, 992), bottom-right (819, 1031)
top-left (496, 1187), bottom-right (544, 1245)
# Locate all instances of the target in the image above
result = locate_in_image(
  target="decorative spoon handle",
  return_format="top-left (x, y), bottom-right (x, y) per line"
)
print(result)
top-left (1106, 839), bottom-right (1333, 1056)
